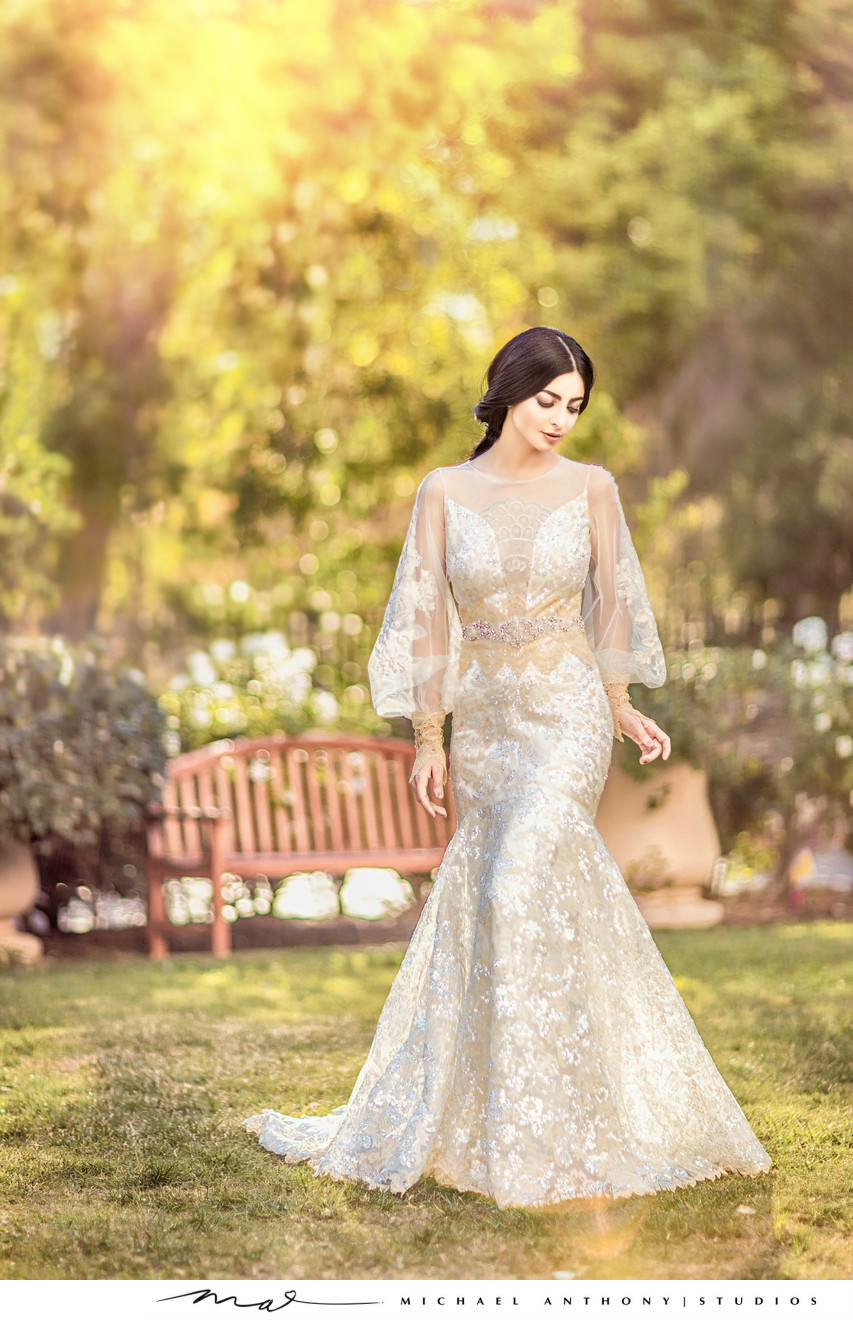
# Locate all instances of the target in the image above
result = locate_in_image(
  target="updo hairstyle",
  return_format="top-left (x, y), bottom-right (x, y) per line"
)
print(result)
top-left (471, 327), bottom-right (595, 459)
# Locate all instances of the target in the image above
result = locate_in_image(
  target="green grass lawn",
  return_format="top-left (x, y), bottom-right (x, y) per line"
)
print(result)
top-left (0, 922), bottom-right (851, 1281)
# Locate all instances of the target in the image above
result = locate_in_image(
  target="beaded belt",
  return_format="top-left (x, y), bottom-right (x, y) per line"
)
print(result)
top-left (461, 614), bottom-right (585, 648)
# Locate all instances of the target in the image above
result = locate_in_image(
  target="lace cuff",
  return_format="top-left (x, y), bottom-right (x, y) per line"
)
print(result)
top-left (604, 683), bottom-right (636, 744)
top-left (409, 712), bottom-right (447, 784)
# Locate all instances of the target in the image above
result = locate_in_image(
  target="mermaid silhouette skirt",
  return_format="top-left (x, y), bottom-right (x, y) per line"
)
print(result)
top-left (243, 641), bottom-right (771, 1208)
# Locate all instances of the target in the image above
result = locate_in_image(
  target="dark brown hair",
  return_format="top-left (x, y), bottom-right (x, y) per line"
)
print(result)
top-left (471, 327), bottom-right (595, 458)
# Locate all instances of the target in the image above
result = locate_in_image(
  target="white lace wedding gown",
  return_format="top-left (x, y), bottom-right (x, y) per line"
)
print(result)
top-left (243, 455), bottom-right (772, 1208)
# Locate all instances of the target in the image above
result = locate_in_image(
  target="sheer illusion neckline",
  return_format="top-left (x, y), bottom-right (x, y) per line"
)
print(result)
top-left (463, 456), bottom-right (569, 484)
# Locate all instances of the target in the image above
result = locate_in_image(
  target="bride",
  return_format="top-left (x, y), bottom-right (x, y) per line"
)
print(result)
top-left (243, 326), bottom-right (772, 1208)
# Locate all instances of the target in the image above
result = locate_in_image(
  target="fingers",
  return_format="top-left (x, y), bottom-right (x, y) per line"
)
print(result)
top-left (430, 760), bottom-right (447, 816)
top-left (637, 716), bottom-right (671, 764)
top-left (621, 711), bottom-right (671, 764)
top-left (644, 718), bottom-right (671, 762)
top-left (412, 762), bottom-right (447, 818)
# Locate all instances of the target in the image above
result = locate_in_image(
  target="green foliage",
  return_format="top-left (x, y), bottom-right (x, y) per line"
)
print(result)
top-left (0, 0), bottom-right (850, 664)
top-left (0, 636), bottom-right (166, 853)
top-left (0, 290), bottom-right (81, 629)
top-left (625, 619), bottom-right (853, 862)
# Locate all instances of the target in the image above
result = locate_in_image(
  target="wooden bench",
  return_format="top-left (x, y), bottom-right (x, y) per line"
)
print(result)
top-left (146, 731), bottom-right (457, 958)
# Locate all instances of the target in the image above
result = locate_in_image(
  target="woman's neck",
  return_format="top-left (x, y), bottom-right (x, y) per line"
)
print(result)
top-left (469, 443), bottom-right (563, 482)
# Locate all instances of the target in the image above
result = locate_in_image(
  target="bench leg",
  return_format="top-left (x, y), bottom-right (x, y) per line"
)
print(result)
top-left (404, 873), bottom-right (431, 905)
top-left (148, 861), bottom-right (170, 959)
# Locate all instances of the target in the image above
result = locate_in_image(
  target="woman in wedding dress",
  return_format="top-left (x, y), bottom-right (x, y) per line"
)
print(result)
top-left (243, 327), bottom-right (772, 1208)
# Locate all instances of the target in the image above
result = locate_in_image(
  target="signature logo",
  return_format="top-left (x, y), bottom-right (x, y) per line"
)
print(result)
top-left (159, 1288), bottom-right (380, 1312)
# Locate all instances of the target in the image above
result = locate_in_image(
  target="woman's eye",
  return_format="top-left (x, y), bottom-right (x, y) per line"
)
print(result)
top-left (537, 398), bottom-right (552, 408)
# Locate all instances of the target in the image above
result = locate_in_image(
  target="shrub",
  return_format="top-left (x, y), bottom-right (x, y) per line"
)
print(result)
top-left (623, 620), bottom-right (853, 879)
top-left (0, 635), bottom-right (166, 855)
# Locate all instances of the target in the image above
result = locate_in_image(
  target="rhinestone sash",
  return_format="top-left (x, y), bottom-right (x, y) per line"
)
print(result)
top-left (461, 615), bottom-right (585, 648)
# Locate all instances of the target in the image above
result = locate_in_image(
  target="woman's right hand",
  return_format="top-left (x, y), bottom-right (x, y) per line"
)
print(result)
top-left (411, 754), bottom-right (447, 818)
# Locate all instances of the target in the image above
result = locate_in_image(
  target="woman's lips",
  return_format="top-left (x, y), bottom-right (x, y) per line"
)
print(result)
top-left (543, 432), bottom-right (561, 442)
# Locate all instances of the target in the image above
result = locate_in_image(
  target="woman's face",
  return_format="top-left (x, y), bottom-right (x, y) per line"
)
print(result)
top-left (506, 370), bottom-right (586, 453)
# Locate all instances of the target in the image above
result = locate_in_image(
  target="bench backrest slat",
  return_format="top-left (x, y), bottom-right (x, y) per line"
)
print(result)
top-left (412, 771), bottom-right (435, 850)
top-left (178, 775), bottom-right (203, 856)
top-left (252, 752), bottom-right (274, 854)
top-left (359, 749), bottom-right (382, 852)
top-left (231, 755), bottom-right (255, 854)
top-left (268, 748), bottom-right (290, 853)
top-left (375, 753), bottom-right (397, 856)
top-left (162, 777), bottom-right (183, 857)
top-left (285, 747), bottom-right (311, 853)
top-left (198, 764), bottom-right (216, 817)
top-left (322, 747), bottom-right (346, 853)
top-left (337, 748), bottom-right (363, 851)
top-left (305, 747), bottom-right (328, 853)
top-left (390, 753), bottom-right (415, 851)
top-left (215, 760), bottom-right (236, 855)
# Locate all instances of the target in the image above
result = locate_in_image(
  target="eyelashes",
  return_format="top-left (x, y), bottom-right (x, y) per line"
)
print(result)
top-left (537, 398), bottom-right (579, 414)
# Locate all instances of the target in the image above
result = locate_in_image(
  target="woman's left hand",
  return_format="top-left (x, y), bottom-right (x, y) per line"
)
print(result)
top-left (618, 709), bottom-right (671, 764)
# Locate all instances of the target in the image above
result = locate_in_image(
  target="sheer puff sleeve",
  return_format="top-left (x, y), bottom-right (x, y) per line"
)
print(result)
top-left (582, 466), bottom-right (666, 689)
top-left (368, 470), bottom-right (462, 719)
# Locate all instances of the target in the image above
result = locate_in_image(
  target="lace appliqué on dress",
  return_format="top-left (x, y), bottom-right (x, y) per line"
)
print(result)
top-left (245, 460), bottom-right (770, 1210)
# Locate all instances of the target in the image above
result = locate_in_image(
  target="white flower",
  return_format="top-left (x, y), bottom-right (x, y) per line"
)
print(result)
top-left (807, 659), bottom-right (832, 688)
top-left (831, 632), bottom-right (853, 663)
top-left (186, 650), bottom-right (217, 686)
top-left (793, 616), bottom-right (828, 653)
top-left (751, 650), bottom-right (767, 670)
top-left (163, 730), bottom-right (181, 757)
top-left (313, 690), bottom-right (339, 723)
top-left (261, 630), bottom-right (290, 659)
top-left (835, 735), bottom-right (853, 759)
top-left (286, 673), bottom-right (312, 703)
top-left (291, 646), bottom-right (317, 672)
top-left (228, 579), bottom-right (251, 603)
top-left (241, 630), bottom-right (290, 661)
top-left (240, 632), bottom-right (268, 658)
top-left (210, 639), bottom-right (236, 665)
